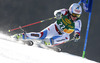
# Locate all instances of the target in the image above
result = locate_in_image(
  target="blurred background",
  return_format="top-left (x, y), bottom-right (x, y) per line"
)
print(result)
top-left (0, 0), bottom-right (99, 62)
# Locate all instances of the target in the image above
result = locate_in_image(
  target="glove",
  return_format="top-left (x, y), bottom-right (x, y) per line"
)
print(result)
top-left (55, 12), bottom-right (62, 20)
top-left (74, 33), bottom-right (80, 42)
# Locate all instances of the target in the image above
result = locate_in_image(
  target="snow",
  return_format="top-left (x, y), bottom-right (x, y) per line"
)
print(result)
top-left (0, 33), bottom-right (97, 63)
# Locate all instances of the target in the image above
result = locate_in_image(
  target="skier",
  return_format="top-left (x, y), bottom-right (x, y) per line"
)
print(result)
top-left (14, 3), bottom-right (82, 46)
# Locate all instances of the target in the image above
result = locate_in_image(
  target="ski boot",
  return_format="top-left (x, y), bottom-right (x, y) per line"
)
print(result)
top-left (12, 34), bottom-right (23, 40)
top-left (43, 38), bottom-right (51, 46)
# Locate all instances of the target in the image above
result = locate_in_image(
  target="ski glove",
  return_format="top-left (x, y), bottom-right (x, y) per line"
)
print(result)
top-left (74, 33), bottom-right (80, 42)
top-left (55, 12), bottom-right (62, 20)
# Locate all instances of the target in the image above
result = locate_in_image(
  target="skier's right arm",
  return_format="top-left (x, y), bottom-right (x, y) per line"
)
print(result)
top-left (54, 8), bottom-right (68, 19)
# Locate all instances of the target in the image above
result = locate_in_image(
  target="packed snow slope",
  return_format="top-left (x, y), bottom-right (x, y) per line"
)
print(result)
top-left (0, 33), bottom-right (97, 63)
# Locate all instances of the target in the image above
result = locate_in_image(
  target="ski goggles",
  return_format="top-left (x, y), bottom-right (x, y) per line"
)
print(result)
top-left (71, 13), bottom-right (80, 18)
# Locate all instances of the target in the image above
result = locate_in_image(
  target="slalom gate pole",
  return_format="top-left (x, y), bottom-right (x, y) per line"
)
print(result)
top-left (78, 0), bottom-right (82, 5)
top-left (81, 0), bottom-right (93, 58)
top-left (82, 12), bottom-right (92, 58)
top-left (8, 17), bottom-right (56, 32)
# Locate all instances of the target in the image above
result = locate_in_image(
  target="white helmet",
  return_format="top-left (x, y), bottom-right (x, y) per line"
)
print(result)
top-left (69, 3), bottom-right (82, 15)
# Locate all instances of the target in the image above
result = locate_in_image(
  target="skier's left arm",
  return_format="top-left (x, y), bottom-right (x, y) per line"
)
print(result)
top-left (74, 20), bottom-right (82, 42)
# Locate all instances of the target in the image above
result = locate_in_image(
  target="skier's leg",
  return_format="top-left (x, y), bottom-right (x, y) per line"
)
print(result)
top-left (42, 33), bottom-right (70, 46)
top-left (50, 33), bottom-right (70, 45)
top-left (25, 23), bottom-right (60, 40)
top-left (12, 30), bottom-right (47, 40)
top-left (25, 30), bottom-right (47, 39)
top-left (41, 23), bottom-right (61, 38)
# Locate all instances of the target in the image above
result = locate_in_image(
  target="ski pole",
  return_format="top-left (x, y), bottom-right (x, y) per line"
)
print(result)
top-left (19, 26), bottom-right (27, 39)
top-left (8, 17), bottom-right (56, 32)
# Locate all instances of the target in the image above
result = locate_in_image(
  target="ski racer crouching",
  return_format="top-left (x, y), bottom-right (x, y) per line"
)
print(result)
top-left (14, 3), bottom-right (82, 46)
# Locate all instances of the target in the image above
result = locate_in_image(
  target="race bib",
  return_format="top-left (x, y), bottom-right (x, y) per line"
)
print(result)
top-left (57, 15), bottom-right (75, 34)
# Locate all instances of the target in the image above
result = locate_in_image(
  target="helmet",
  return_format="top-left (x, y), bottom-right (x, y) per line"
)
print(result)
top-left (69, 3), bottom-right (82, 15)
